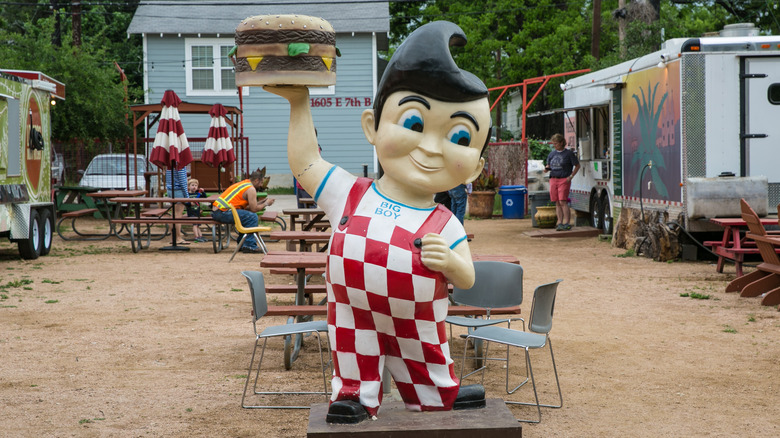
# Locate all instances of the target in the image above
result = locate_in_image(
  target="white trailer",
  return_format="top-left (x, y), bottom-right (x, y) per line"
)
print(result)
top-left (560, 31), bottom-right (780, 236)
top-left (1, 70), bottom-right (64, 259)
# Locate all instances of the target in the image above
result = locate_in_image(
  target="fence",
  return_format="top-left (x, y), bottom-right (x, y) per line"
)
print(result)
top-left (486, 141), bottom-right (527, 187)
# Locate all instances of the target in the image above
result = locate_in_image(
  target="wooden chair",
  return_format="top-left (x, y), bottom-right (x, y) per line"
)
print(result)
top-left (725, 199), bottom-right (780, 306)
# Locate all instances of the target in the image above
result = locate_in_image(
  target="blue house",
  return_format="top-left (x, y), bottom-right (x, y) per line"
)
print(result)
top-left (127, 0), bottom-right (390, 186)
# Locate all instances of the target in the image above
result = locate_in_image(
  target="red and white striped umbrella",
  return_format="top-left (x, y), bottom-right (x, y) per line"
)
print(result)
top-left (201, 103), bottom-right (235, 168)
top-left (150, 90), bottom-right (193, 170)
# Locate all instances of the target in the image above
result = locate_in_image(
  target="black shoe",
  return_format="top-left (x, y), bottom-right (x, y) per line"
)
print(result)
top-left (453, 384), bottom-right (486, 410)
top-left (240, 247), bottom-right (262, 254)
top-left (326, 400), bottom-right (369, 424)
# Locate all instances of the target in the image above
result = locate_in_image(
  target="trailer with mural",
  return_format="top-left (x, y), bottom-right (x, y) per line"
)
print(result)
top-left (560, 30), bottom-right (780, 243)
top-left (1, 70), bottom-right (65, 259)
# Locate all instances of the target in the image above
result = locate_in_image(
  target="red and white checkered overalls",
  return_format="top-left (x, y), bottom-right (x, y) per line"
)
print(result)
top-left (325, 176), bottom-right (460, 416)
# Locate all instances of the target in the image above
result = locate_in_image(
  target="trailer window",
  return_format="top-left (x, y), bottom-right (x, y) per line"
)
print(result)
top-left (574, 105), bottom-right (610, 160)
top-left (768, 83), bottom-right (780, 105)
top-left (594, 106), bottom-right (609, 159)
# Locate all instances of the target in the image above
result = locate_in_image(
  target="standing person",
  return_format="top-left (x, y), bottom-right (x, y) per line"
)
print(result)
top-left (165, 167), bottom-right (190, 245)
top-left (186, 178), bottom-right (206, 243)
top-left (434, 190), bottom-right (451, 210)
top-left (448, 183), bottom-right (468, 223)
top-left (545, 133), bottom-right (580, 231)
top-left (210, 169), bottom-right (275, 253)
top-left (266, 21), bottom-right (490, 423)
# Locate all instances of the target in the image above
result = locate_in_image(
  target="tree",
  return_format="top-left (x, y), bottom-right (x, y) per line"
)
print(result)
top-left (0, 8), bottom-right (138, 142)
top-left (389, 0), bottom-right (594, 133)
top-left (0, 16), bottom-right (130, 141)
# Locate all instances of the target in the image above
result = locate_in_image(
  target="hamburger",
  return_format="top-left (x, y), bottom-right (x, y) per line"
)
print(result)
top-left (232, 14), bottom-right (339, 87)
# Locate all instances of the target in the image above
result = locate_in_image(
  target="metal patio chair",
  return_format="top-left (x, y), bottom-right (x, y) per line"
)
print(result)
top-left (240, 271), bottom-right (330, 409)
top-left (446, 261), bottom-right (525, 376)
top-left (463, 279), bottom-right (563, 423)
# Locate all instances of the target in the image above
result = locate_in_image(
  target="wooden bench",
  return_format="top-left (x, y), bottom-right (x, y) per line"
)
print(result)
top-left (265, 305), bottom-right (328, 317)
top-left (260, 210), bottom-right (287, 231)
top-left (140, 208), bottom-right (169, 217)
top-left (262, 303), bottom-right (521, 318)
top-left (56, 209), bottom-right (110, 241)
top-left (264, 284), bottom-right (327, 294)
top-left (61, 208), bottom-right (98, 218)
top-left (112, 217), bottom-right (224, 226)
top-left (111, 217), bottom-right (231, 253)
top-left (703, 239), bottom-right (780, 275)
top-left (270, 267), bottom-right (327, 276)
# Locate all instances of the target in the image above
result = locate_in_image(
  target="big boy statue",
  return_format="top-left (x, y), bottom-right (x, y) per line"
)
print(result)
top-left (266, 21), bottom-right (491, 423)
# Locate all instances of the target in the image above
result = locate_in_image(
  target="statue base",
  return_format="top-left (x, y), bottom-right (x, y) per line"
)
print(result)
top-left (307, 398), bottom-right (522, 437)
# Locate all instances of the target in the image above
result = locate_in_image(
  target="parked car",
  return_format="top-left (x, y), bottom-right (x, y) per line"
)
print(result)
top-left (78, 154), bottom-right (152, 191)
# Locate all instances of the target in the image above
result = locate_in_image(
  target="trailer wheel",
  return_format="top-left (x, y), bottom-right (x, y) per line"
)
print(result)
top-left (589, 195), bottom-right (603, 230)
top-left (39, 208), bottom-right (53, 256)
top-left (18, 209), bottom-right (41, 260)
top-left (599, 193), bottom-right (613, 235)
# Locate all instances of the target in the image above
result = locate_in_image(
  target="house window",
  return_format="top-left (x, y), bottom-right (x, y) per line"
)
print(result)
top-left (185, 38), bottom-right (244, 96)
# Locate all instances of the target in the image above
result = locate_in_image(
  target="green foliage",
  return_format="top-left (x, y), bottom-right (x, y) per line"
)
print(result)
top-left (0, 279), bottom-right (34, 290)
top-left (390, 0), bottom-right (592, 111)
top-left (472, 168), bottom-right (500, 192)
top-left (528, 138), bottom-right (551, 161)
top-left (266, 186), bottom-right (296, 195)
top-left (0, 6), bottom-right (140, 142)
top-left (679, 292), bottom-right (711, 300)
top-left (390, 0), bottom-right (778, 118)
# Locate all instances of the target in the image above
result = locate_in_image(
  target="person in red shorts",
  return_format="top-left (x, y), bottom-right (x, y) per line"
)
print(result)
top-left (545, 133), bottom-right (580, 231)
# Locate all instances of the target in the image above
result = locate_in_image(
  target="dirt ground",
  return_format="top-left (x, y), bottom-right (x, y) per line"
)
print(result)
top-left (1, 216), bottom-right (778, 437)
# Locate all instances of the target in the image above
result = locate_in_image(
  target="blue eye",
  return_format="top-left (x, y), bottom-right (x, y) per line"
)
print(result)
top-left (399, 109), bottom-right (423, 133)
top-left (448, 125), bottom-right (472, 146)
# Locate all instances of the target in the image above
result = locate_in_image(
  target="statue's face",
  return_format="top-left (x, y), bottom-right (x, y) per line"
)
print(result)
top-left (369, 91), bottom-right (488, 194)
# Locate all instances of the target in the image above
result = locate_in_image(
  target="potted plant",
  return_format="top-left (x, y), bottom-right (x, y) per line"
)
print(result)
top-left (468, 169), bottom-right (499, 219)
top-left (534, 201), bottom-right (558, 228)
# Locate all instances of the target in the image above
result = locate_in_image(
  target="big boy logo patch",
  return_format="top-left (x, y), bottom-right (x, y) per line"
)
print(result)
top-left (375, 201), bottom-right (402, 220)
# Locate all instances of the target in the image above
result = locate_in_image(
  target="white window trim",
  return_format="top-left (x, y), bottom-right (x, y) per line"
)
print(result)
top-left (310, 85), bottom-right (335, 95)
top-left (184, 38), bottom-right (248, 97)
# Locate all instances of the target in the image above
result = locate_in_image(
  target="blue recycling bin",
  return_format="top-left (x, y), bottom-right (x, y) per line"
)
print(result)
top-left (498, 185), bottom-right (527, 219)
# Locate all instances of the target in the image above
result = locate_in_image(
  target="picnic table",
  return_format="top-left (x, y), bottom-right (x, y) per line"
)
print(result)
top-left (283, 208), bottom-right (329, 231)
top-left (260, 251), bottom-right (328, 369)
top-left (56, 189), bottom-right (147, 241)
top-left (704, 217), bottom-right (780, 276)
top-left (109, 195), bottom-right (230, 253)
top-left (297, 197), bottom-right (316, 207)
top-left (269, 230), bottom-right (331, 252)
top-left (54, 185), bottom-right (100, 215)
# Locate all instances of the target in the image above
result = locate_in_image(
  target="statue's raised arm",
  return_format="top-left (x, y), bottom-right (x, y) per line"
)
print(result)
top-left (263, 86), bottom-right (331, 196)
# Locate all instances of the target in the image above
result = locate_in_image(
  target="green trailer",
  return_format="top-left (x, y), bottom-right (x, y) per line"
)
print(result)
top-left (0, 70), bottom-right (65, 259)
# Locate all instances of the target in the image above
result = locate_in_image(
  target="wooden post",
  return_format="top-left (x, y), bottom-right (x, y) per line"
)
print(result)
top-left (619, 0), bottom-right (626, 58)
top-left (591, 0), bottom-right (601, 59)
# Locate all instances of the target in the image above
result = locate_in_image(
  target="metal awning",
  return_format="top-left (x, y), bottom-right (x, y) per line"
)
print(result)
top-left (551, 103), bottom-right (611, 114)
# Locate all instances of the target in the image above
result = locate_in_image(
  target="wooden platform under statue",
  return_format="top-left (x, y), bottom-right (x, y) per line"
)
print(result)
top-left (307, 398), bottom-right (522, 437)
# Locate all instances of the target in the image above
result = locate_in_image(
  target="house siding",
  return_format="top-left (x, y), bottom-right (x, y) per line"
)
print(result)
top-left (141, 33), bottom-right (377, 181)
